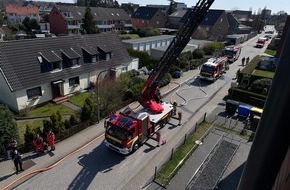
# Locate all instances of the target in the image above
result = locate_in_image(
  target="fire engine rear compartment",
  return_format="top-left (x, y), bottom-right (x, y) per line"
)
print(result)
top-left (134, 102), bottom-right (173, 143)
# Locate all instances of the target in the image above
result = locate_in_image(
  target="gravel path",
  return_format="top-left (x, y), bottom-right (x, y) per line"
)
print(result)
top-left (186, 140), bottom-right (238, 190)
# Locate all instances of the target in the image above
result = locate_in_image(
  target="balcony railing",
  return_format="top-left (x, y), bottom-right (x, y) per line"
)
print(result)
top-left (67, 25), bottom-right (81, 29)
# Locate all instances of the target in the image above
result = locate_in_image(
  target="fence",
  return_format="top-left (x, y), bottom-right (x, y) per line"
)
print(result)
top-left (153, 112), bottom-right (216, 187)
top-left (152, 111), bottom-right (255, 188)
top-left (214, 113), bottom-right (256, 137)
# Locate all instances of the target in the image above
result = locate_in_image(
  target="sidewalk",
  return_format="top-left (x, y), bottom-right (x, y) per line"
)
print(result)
top-left (0, 69), bottom-right (199, 190)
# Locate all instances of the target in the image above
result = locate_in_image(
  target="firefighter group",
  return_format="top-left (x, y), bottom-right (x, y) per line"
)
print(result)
top-left (33, 130), bottom-right (55, 154)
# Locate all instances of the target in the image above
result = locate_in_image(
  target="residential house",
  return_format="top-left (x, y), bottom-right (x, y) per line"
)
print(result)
top-left (0, 33), bottom-right (133, 112)
top-left (181, 9), bottom-right (229, 41)
top-left (121, 3), bottom-right (139, 16)
top-left (131, 7), bottom-right (166, 29)
top-left (167, 9), bottom-right (188, 29)
top-left (226, 12), bottom-right (252, 34)
top-left (232, 10), bottom-right (253, 27)
top-left (49, 4), bottom-right (132, 36)
top-left (146, 2), bottom-right (187, 14)
top-left (5, 4), bottom-right (40, 24)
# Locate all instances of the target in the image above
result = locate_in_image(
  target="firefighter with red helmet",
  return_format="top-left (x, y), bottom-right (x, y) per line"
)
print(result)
top-left (46, 130), bottom-right (55, 151)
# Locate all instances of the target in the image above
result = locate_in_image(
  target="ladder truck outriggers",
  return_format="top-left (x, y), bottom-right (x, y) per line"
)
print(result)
top-left (104, 0), bottom-right (216, 155)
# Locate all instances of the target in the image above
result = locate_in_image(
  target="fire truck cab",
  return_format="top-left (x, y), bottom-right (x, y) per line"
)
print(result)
top-left (256, 37), bottom-right (267, 48)
top-left (223, 45), bottom-right (241, 63)
top-left (199, 56), bottom-right (228, 82)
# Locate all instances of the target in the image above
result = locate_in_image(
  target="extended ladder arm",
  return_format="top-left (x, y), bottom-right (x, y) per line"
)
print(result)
top-left (139, 0), bottom-right (215, 113)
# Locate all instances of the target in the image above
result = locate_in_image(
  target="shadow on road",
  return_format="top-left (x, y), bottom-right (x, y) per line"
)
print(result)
top-left (67, 141), bottom-right (125, 190)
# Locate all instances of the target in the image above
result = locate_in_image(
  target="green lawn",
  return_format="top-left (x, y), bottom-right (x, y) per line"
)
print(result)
top-left (264, 49), bottom-right (276, 56)
top-left (18, 103), bottom-right (76, 118)
top-left (155, 122), bottom-right (212, 186)
top-left (17, 120), bottom-right (44, 145)
top-left (119, 34), bottom-right (140, 40)
top-left (253, 69), bottom-right (275, 78)
top-left (69, 92), bottom-right (92, 107)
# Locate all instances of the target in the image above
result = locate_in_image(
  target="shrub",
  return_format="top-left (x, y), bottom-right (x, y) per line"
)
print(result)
top-left (202, 41), bottom-right (224, 55)
top-left (42, 119), bottom-right (53, 135)
top-left (50, 111), bottom-right (65, 134)
top-left (24, 125), bottom-right (36, 148)
top-left (250, 78), bottom-right (272, 94)
top-left (0, 104), bottom-right (19, 153)
top-left (81, 98), bottom-right (96, 122)
top-left (69, 114), bottom-right (78, 126)
top-left (192, 49), bottom-right (204, 59)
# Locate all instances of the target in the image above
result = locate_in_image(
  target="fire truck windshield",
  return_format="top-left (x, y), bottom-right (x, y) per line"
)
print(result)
top-left (106, 124), bottom-right (128, 141)
top-left (224, 49), bottom-right (234, 56)
top-left (201, 65), bottom-right (215, 73)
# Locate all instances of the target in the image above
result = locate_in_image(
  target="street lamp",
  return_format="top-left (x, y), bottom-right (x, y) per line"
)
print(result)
top-left (96, 69), bottom-right (109, 122)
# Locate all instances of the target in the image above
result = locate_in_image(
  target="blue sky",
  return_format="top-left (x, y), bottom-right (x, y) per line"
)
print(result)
top-left (36, 0), bottom-right (289, 14)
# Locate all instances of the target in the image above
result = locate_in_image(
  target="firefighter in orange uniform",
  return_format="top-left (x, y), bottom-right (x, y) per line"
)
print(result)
top-left (33, 134), bottom-right (44, 154)
top-left (46, 130), bottom-right (55, 151)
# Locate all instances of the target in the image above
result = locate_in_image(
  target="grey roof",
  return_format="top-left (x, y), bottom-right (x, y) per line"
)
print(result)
top-left (181, 9), bottom-right (225, 27)
top-left (152, 39), bottom-right (210, 51)
top-left (131, 6), bottom-right (160, 20)
top-left (55, 4), bottom-right (131, 21)
top-left (0, 34), bottom-right (132, 91)
top-left (82, 45), bottom-right (99, 55)
top-left (168, 10), bottom-right (188, 18)
top-left (122, 35), bottom-right (175, 44)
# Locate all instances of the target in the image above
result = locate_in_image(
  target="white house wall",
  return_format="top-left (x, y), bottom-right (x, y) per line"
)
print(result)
top-left (0, 73), bottom-right (18, 111)
top-left (15, 82), bottom-right (53, 111)
top-left (15, 73), bottom-right (90, 111)
top-left (64, 73), bottom-right (89, 94)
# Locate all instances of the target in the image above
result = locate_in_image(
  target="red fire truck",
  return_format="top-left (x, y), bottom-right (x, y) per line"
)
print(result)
top-left (104, 0), bottom-right (216, 154)
top-left (223, 45), bottom-right (242, 63)
top-left (256, 37), bottom-right (267, 48)
top-left (199, 56), bottom-right (228, 82)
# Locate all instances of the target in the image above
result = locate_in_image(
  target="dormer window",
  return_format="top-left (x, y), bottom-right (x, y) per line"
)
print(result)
top-left (39, 51), bottom-right (63, 73)
top-left (106, 53), bottom-right (111, 60)
top-left (71, 58), bottom-right (79, 67)
top-left (52, 61), bottom-right (62, 71)
top-left (82, 46), bottom-right (99, 63)
top-left (92, 55), bottom-right (99, 63)
top-left (61, 48), bottom-right (81, 68)
top-left (97, 45), bottom-right (112, 61)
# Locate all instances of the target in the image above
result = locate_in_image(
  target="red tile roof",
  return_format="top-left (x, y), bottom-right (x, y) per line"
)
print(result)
top-left (5, 5), bottom-right (39, 15)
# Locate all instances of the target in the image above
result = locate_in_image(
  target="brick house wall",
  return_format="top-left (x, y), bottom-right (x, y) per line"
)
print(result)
top-left (148, 9), bottom-right (166, 28)
top-left (208, 12), bottom-right (229, 41)
top-left (132, 18), bottom-right (150, 28)
top-left (49, 6), bottom-right (67, 35)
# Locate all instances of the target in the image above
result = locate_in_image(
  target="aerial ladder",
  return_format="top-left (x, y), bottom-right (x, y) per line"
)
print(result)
top-left (139, 0), bottom-right (216, 114)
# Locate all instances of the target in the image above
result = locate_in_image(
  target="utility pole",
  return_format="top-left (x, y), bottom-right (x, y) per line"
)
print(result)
top-left (96, 69), bottom-right (108, 122)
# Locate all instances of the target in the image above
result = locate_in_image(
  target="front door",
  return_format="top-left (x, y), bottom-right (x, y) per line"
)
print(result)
top-left (51, 80), bottom-right (64, 99)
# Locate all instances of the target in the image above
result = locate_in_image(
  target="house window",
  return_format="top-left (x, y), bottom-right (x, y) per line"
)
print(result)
top-left (69, 76), bottom-right (80, 87)
top-left (52, 61), bottom-right (61, 71)
top-left (27, 87), bottom-right (42, 99)
top-left (71, 59), bottom-right (79, 67)
top-left (92, 55), bottom-right (99, 63)
top-left (106, 53), bottom-right (111, 60)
